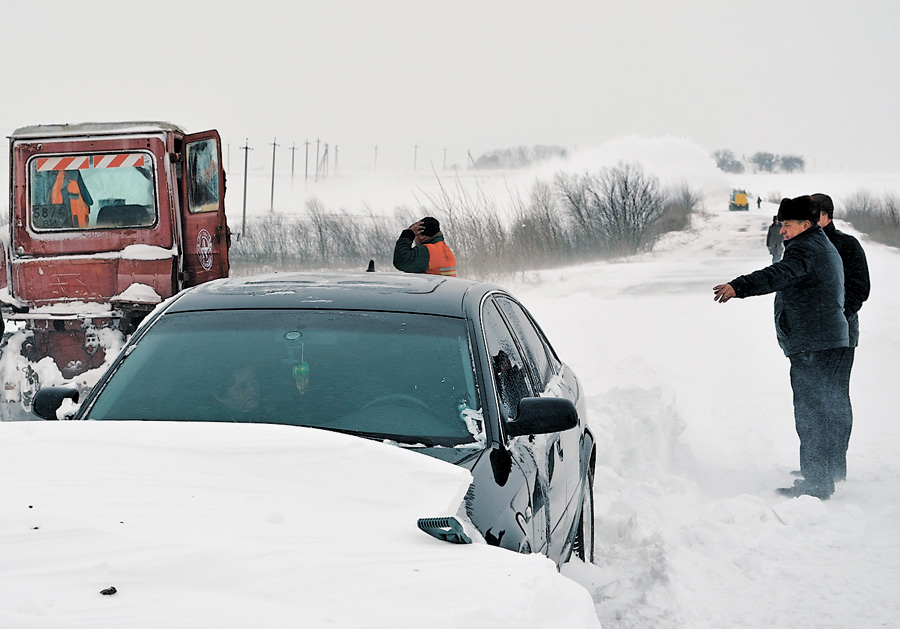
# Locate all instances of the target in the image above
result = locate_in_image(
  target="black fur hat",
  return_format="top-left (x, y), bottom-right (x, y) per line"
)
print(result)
top-left (777, 196), bottom-right (817, 223)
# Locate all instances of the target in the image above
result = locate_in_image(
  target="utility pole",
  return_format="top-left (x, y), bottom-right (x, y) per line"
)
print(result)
top-left (241, 139), bottom-right (252, 237)
top-left (334, 145), bottom-right (339, 177)
top-left (320, 143), bottom-right (329, 178)
top-left (315, 138), bottom-right (321, 183)
top-left (290, 142), bottom-right (297, 187)
top-left (269, 138), bottom-right (278, 212)
top-left (304, 139), bottom-right (310, 183)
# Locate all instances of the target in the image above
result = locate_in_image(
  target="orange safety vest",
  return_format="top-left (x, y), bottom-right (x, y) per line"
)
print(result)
top-left (51, 170), bottom-right (90, 228)
top-left (424, 241), bottom-right (457, 277)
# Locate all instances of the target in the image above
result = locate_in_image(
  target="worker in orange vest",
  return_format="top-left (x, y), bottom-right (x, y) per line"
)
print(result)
top-left (393, 216), bottom-right (457, 277)
top-left (50, 169), bottom-right (92, 228)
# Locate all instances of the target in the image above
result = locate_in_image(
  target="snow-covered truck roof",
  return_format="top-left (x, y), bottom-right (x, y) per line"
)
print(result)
top-left (9, 121), bottom-right (186, 140)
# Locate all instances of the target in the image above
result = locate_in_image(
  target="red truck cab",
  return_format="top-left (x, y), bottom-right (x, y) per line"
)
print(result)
top-left (1, 121), bottom-right (230, 385)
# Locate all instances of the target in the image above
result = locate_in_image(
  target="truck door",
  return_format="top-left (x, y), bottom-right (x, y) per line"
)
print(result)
top-left (180, 131), bottom-right (230, 286)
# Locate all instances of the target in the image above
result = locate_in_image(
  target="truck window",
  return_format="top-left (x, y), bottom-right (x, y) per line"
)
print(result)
top-left (29, 153), bottom-right (157, 231)
top-left (185, 138), bottom-right (220, 213)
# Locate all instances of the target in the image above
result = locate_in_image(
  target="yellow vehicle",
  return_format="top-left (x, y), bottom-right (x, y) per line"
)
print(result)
top-left (729, 189), bottom-right (749, 211)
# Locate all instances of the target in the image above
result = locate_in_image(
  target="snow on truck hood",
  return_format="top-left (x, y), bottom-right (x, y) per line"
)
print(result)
top-left (0, 421), bottom-right (599, 628)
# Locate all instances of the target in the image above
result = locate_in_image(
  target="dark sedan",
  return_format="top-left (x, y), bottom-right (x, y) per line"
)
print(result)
top-left (34, 272), bottom-right (595, 567)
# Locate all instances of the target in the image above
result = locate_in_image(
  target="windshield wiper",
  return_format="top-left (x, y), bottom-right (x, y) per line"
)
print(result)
top-left (314, 425), bottom-right (438, 447)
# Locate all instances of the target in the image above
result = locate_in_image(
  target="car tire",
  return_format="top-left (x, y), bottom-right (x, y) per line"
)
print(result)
top-left (573, 465), bottom-right (595, 563)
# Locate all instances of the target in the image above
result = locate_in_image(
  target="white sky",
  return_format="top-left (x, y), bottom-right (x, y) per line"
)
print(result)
top-left (2, 0), bottom-right (899, 173)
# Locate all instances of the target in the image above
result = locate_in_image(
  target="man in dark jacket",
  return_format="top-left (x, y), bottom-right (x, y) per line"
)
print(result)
top-left (393, 216), bottom-right (457, 277)
top-left (811, 193), bottom-right (870, 482)
top-left (713, 195), bottom-right (849, 500)
top-left (766, 215), bottom-right (784, 263)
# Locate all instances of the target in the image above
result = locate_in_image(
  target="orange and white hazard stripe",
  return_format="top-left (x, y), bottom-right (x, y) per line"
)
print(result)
top-left (36, 156), bottom-right (90, 171)
top-left (35, 154), bottom-right (148, 171)
top-left (93, 154), bottom-right (148, 169)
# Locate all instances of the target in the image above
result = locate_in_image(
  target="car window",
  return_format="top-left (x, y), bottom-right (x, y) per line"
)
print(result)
top-left (482, 298), bottom-right (534, 421)
top-left (86, 310), bottom-right (481, 447)
top-left (494, 297), bottom-right (558, 391)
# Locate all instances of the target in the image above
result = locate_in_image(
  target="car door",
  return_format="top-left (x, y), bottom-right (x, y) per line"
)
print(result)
top-left (180, 131), bottom-right (230, 286)
top-left (481, 296), bottom-right (566, 557)
top-left (493, 295), bottom-right (578, 560)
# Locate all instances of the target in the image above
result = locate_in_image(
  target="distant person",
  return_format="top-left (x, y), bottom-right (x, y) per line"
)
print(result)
top-left (810, 193), bottom-right (870, 482)
top-left (757, 196), bottom-right (762, 209)
top-left (713, 195), bottom-right (849, 500)
top-left (766, 215), bottom-right (784, 262)
top-left (393, 216), bottom-right (457, 277)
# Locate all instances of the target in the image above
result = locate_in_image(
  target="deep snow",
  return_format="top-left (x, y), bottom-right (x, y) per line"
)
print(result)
top-left (0, 421), bottom-right (600, 628)
top-left (526, 187), bottom-right (900, 627)
top-left (3, 137), bottom-right (900, 627)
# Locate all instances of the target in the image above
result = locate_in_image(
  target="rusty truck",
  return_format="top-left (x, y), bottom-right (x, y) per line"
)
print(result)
top-left (0, 122), bottom-right (231, 418)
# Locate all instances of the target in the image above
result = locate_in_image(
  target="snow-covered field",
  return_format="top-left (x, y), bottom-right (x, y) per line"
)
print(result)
top-left (3, 138), bottom-right (899, 627)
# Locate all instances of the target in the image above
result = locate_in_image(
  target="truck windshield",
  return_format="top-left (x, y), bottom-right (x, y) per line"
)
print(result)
top-left (29, 152), bottom-right (157, 230)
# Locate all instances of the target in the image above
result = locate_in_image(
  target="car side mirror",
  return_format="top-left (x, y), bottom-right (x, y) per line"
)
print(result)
top-left (506, 397), bottom-right (578, 437)
top-left (31, 386), bottom-right (80, 420)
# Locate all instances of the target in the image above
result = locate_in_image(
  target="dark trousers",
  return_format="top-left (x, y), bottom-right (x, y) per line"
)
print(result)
top-left (831, 347), bottom-right (855, 480)
top-left (789, 347), bottom-right (854, 495)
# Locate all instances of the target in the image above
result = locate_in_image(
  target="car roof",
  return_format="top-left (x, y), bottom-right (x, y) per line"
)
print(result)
top-left (165, 272), bottom-right (501, 318)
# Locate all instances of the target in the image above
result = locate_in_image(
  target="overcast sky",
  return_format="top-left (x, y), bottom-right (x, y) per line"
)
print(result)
top-left (2, 0), bottom-right (898, 173)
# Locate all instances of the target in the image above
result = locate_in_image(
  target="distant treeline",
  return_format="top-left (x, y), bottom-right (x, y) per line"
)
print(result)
top-left (713, 149), bottom-right (805, 174)
top-left (473, 145), bottom-right (569, 170)
top-left (230, 162), bottom-right (702, 279)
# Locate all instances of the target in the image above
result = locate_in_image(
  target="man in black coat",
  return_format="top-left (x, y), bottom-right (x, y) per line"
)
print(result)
top-left (811, 193), bottom-right (870, 482)
top-left (766, 215), bottom-right (784, 263)
top-left (713, 195), bottom-right (850, 500)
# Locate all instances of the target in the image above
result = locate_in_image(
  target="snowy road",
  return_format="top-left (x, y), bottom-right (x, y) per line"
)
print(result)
top-left (518, 204), bottom-right (900, 628)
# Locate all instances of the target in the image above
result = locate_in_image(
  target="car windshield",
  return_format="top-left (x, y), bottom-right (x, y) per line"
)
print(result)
top-left (85, 310), bottom-right (482, 447)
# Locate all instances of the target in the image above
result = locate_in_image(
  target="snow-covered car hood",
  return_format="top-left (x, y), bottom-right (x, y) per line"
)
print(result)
top-left (0, 421), bottom-right (599, 628)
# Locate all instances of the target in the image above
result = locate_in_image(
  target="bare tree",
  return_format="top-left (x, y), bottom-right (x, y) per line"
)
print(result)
top-left (506, 181), bottom-right (574, 272)
top-left (712, 149), bottom-right (745, 173)
top-left (779, 155), bottom-right (805, 173)
top-left (555, 162), bottom-right (668, 255)
top-left (596, 162), bottom-right (667, 253)
top-left (750, 152), bottom-right (778, 173)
